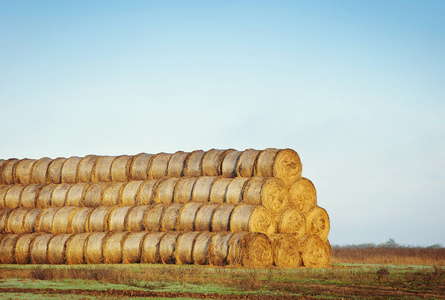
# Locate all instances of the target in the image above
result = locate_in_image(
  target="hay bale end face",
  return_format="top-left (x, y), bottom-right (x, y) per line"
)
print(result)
top-left (289, 177), bottom-right (317, 214)
top-left (103, 231), bottom-right (128, 264)
top-left (129, 153), bottom-right (153, 181)
top-left (174, 231), bottom-right (200, 265)
top-left (84, 232), bottom-right (108, 264)
top-left (30, 233), bottom-right (53, 264)
top-left (277, 207), bottom-right (306, 239)
top-left (230, 204), bottom-right (277, 236)
top-left (202, 149), bottom-right (234, 176)
top-left (48, 234), bottom-right (72, 264)
top-left (159, 232), bottom-right (181, 264)
top-left (14, 233), bottom-right (40, 264)
top-left (61, 156), bottom-right (82, 183)
top-left (269, 234), bottom-right (302, 268)
top-left (299, 235), bottom-right (331, 268)
top-left (305, 206), bottom-right (330, 242)
top-left (122, 231), bottom-right (147, 264)
top-left (66, 232), bottom-right (91, 264)
top-left (229, 232), bottom-right (273, 268)
top-left (192, 231), bottom-right (215, 265)
top-left (0, 233), bottom-right (21, 263)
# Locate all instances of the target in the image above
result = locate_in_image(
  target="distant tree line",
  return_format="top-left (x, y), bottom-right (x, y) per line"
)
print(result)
top-left (332, 238), bottom-right (443, 249)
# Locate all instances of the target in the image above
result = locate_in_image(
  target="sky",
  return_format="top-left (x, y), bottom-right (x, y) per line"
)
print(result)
top-left (1, 0), bottom-right (444, 246)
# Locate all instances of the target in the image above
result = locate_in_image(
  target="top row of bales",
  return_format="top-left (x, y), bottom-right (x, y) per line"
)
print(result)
top-left (0, 148), bottom-right (301, 188)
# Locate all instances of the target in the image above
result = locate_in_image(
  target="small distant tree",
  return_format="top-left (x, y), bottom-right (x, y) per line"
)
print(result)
top-left (383, 238), bottom-right (399, 248)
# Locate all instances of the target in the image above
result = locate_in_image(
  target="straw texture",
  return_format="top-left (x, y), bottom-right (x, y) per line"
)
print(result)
top-left (129, 153), bottom-right (153, 180)
top-left (48, 234), bottom-right (72, 264)
top-left (289, 177), bottom-right (317, 214)
top-left (269, 234), bottom-right (302, 268)
top-left (277, 207), bottom-right (306, 239)
top-left (174, 231), bottom-right (200, 264)
top-left (305, 206), bottom-right (330, 242)
top-left (230, 204), bottom-right (277, 236)
top-left (61, 156), bottom-right (82, 183)
top-left (122, 231), bottom-right (147, 264)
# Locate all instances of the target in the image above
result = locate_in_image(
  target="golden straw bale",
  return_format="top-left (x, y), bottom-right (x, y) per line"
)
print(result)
top-left (83, 182), bottom-right (108, 207)
top-left (226, 178), bottom-right (249, 205)
top-left (192, 176), bottom-right (215, 203)
top-left (148, 152), bottom-right (172, 179)
top-left (174, 231), bottom-right (200, 264)
top-left (289, 177), bottom-right (317, 214)
top-left (13, 158), bottom-right (37, 184)
top-left (195, 203), bottom-right (219, 231)
top-left (159, 231), bottom-right (181, 264)
top-left (91, 156), bottom-right (116, 182)
top-left (277, 207), bottom-right (306, 239)
top-left (141, 232), bottom-right (166, 264)
top-left (50, 183), bottom-right (72, 207)
top-left (6, 208), bottom-right (29, 233)
top-left (167, 151), bottom-right (189, 177)
top-left (153, 178), bottom-right (179, 204)
top-left (0, 233), bottom-right (21, 263)
top-left (69, 207), bottom-right (93, 234)
top-left (305, 206), bottom-right (330, 242)
top-left (0, 158), bottom-right (19, 185)
top-left (228, 232), bottom-right (273, 268)
top-left (122, 231), bottom-right (147, 264)
top-left (173, 177), bottom-right (197, 204)
top-left (1, 185), bottom-right (10, 208)
top-left (221, 150), bottom-right (242, 178)
top-left (61, 156), bottom-right (82, 183)
top-left (269, 234), bottom-right (302, 268)
top-left (161, 203), bottom-right (182, 231)
top-left (30, 233), bottom-right (53, 264)
top-left (103, 231), bottom-right (128, 264)
top-left (236, 149), bottom-right (261, 177)
top-left (121, 181), bottom-right (143, 206)
top-left (84, 232), bottom-right (108, 264)
top-left (36, 184), bottom-right (57, 208)
top-left (23, 208), bottom-right (42, 233)
top-left (192, 231), bottom-right (215, 265)
top-left (212, 204), bottom-right (235, 232)
top-left (202, 149), bottom-right (234, 176)
top-left (108, 206), bottom-right (131, 231)
top-left (48, 234), bottom-right (72, 264)
top-left (178, 202), bottom-right (203, 231)
top-left (35, 207), bottom-right (60, 233)
top-left (30, 157), bottom-right (52, 184)
top-left (66, 232), bottom-right (91, 264)
top-left (65, 183), bottom-right (89, 207)
top-left (209, 178), bottom-right (232, 204)
top-left (4, 185), bottom-right (24, 209)
top-left (209, 232), bottom-right (235, 266)
top-left (129, 153), bottom-right (153, 181)
top-left (102, 182), bottom-right (125, 206)
top-left (126, 205), bottom-right (150, 232)
top-left (0, 209), bottom-right (13, 233)
top-left (230, 204), bottom-right (277, 236)
top-left (15, 233), bottom-right (40, 264)
top-left (298, 235), bottom-right (331, 268)
top-left (88, 206), bottom-right (113, 232)
top-left (20, 184), bottom-right (41, 208)
top-left (52, 207), bottom-right (78, 234)
top-left (47, 157), bottom-right (67, 184)
top-left (137, 180), bottom-right (158, 205)
top-left (77, 155), bottom-right (100, 183)
top-left (143, 204), bottom-right (167, 231)
top-left (243, 177), bottom-right (289, 215)
top-left (183, 150), bottom-right (205, 177)
top-left (111, 155), bottom-right (132, 182)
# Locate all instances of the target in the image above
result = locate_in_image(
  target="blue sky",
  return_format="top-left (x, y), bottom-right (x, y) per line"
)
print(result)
top-left (1, 1), bottom-right (444, 246)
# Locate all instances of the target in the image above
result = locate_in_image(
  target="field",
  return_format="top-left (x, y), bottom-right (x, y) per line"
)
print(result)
top-left (0, 246), bottom-right (444, 299)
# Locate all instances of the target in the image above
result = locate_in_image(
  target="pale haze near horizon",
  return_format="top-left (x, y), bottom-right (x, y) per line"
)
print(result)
top-left (1, 1), bottom-right (444, 246)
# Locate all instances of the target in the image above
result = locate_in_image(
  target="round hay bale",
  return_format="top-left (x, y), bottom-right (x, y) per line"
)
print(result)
top-left (230, 204), bottom-right (277, 236)
top-left (30, 157), bottom-right (52, 184)
top-left (83, 182), bottom-right (108, 207)
top-left (159, 231), bottom-right (181, 264)
top-left (243, 177), bottom-right (289, 215)
top-left (212, 204), bottom-right (235, 232)
top-left (183, 150), bottom-right (205, 177)
top-left (153, 178), bottom-right (179, 204)
top-left (0, 233), bottom-right (21, 263)
top-left (121, 181), bottom-right (143, 206)
top-left (30, 233), bottom-right (53, 264)
top-left (209, 178), bottom-right (232, 204)
top-left (14, 233), bottom-right (40, 264)
top-left (36, 184), bottom-right (57, 208)
top-left (178, 202), bottom-right (203, 231)
top-left (0, 158), bottom-right (19, 185)
top-left (236, 149), bottom-right (261, 177)
top-left (4, 185), bottom-right (24, 209)
top-left (289, 177), bottom-right (317, 214)
top-left (84, 232), bottom-right (108, 264)
top-left (61, 156), bottom-right (82, 183)
top-left (277, 207), bottom-right (306, 239)
top-left (192, 231), bottom-right (215, 265)
top-left (52, 206), bottom-right (78, 234)
top-left (305, 206), bottom-right (330, 242)
top-left (108, 206), bottom-right (131, 231)
top-left (209, 232), bottom-right (235, 266)
top-left (148, 152), bottom-right (172, 179)
top-left (0, 208), bottom-right (13, 233)
top-left (226, 178), bottom-right (249, 205)
top-left (129, 153), bottom-right (153, 180)
top-left (194, 203), bottom-right (219, 231)
top-left (102, 182), bottom-right (125, 206)
top-left (192, 176), bottom-right (215, 203)
top-left (47, 157), bottom-right (67, 184)
top-left (161, 203), bottom-right (182, 231)
top-left (103, 231), bottom-right (128, 264)
top-left (136, 180), bottom-right (158, 205)
top-left (174, 231), bottom-right (200, 264)
top-left (19, 184), bottom-right (42, 208)
top-left (269, 234), bottom-right (302, 268)
top-left (23, 208), bottom-right (42, 233)
top-left (122, 231), bottom-right (147, 264)
top-left (69, 207), bottom-right (93, 234)
top-left (0, 185), bottom-right (11, 208)
top-left (141, 232), bottom-right (166, 264)
top-left (221, 151), bottom-right (242, 178)
top-left (298, 235), bottom-right (331, 268)
top-left (256, 148), bottom-right (302, 187)
top-left (6, 208), bottom-right (29, 233)
top-left (88, 206), bottom-right (113, 232)
top-left (202, 149), bottom-right (234, 176)
top-left (35, 207), bottom-right (60, 233)
top-left (91, 156), bottom-right (116, 182)
top-left (66, 232), bottom-right (91, 264)
top-left (48, 234), bottom-right (72, 264)
top-left (167, 151), bottom-right (189, 177)
top-left (77, 155), bottom-right (100, 183)
top-left (173, 177), bottom-right (197, 204)
top-left (51, 183), bottom-right (72, 207)
top-left (228, 232), bottom-right (273, 267)
top-left (111, 155), bottom-right (132, 182)
top-left (65, 183), bottom-right (89, 207)
top-left (13, 158), bottom-right (37, 185)
top-left (126, 205), bottom-right (150, 232)
top-left (143, 204), bottom-right (167, 231)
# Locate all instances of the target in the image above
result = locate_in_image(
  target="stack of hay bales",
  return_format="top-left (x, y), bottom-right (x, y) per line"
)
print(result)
top-left (0, 148), bottom-right (330, 268)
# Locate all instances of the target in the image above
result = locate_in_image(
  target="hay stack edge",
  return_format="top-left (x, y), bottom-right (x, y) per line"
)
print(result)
top-left (0, 148), bottom-right (331, 268)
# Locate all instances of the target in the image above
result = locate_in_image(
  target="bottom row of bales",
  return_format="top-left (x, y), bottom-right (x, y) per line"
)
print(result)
top-left (0, 231), bottom-right (331, 268)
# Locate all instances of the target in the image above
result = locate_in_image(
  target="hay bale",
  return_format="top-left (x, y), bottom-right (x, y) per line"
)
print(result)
top-left (51, 183), bottom-right (73, 207)
top-left (126, 205), bottom-right (150, 232)
top-left (6, 208), bottom-right (29, 233)
top-left (48, 234), bottom-right (72, 264)
top-left (52, 207), bottom-right (78, 234)
top-left (0, 233), bottom-right (21, 263)
top-left (129, 153), bottom-right (153, 180)
top-left (167, 151), bottom-right (189, 177)
top-left (30, 233), bottom-right (53, 264)
top-left (136, 180), bottom-right (158, 205)
top-left (148, 152), bottom-right (172, 179)
top-left (192, 176), bottom-right (215, 203)
top-left (289, 177), bottom-right (317, 214)
top-left (91, 156), bottom-right (116, 182)
top-left (194, 203), bottom-right (219, 231)
top-left (88, 206), bottom-right (113, 232)
top-left (0, 185), bottom-right (11, 208)
top-left (174, 231), bottom-right (200, 265)
top-left (305, 206), bottom-right (330, 242)
top-left (212, 204), bottom-right (235, 232)
top-left (221, 150), bottom-right (242, 178)
top-left (47, 157), bottom-right (67, 184)
top-left (108, 206), bottom-right (131, 231)
top-left (298, 235), bottom-right (331, 268)
top-left (226, 178), bottom-right (249, 205)
top-left (209, 232), bottom-right (235, 266)
top-left (66, 232), bottom-right (91, 264)
top-left (192, 231), bottom-right (215, 265)
top-left (102, 182), bottom-right (125, 206)
top-left (35, 207), bottom-right (60, 233)
top-left (111, 155), bottom-right (132, 182)
top-left (13, 158), bottom-right (37, 184)
top-left (61, 156), bottom-right (82, 183)
top-left (0, 208), bottom-right (13, 233)
top-left (23, 208), bottom-right (42, 233)
top-left (69, 207), bottom-right (93, 234)
top-left (122, 231), bottom-right (147, 264)
top-left (173, 177), bottom-right (197, 204)
top-left (77, 155), bottom-right (100, 183)
top-left (83, 182), bottom-right (108, 207)
top-left (19, 184), bottom-right (41, 208)
top-left (202, 149), bottom-right (234, 176)
top-left (4, 185), bottom-right (25, 209)
top-left (159, 231), bottom-right (181, 264)
top-left (209, 178), bottom-right (232, 204)
top-left (14, 233), bottom-right (40, 264)
top-left (30, 157), bottom-right (52, 184)
top-left (153, 178), bottom-right (179, 204)
top-left (0, 158), bottom-right (19, 185)
top-left (121, 181), bottom-right (143, 206)
top-left (230, 204), bottom-right (277, 236)
top-left (236, 149), bottom-right (261, 177)
top-left (161, 203), bottom-right (182, 231)
top-left (36, 184), bottom-right (57, 208)
top-left (178, 202), bottom-right (203, 231)
top-left (228, 232), bottom-right (273, 267)
top-left (143, 204), bottom-right (167, 231)
top-left (84, 232), bottom-right (108, 264)
top-left (243, 177), bottom-right (289, 215)
top-left (141, 232), bottom-right (166, 264)
top-left (269, 234), bottom-right (302, 268)
top-left (65, 183), bottom-right (89, 207)
top-left (277, 207), bottom-right (306, 239)
top-left (103, 231), bottom-right (128, 264)
top-left (256, 148), bottom-right (302, 187)
top-left (183, 150), bottom-right (205, 177)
